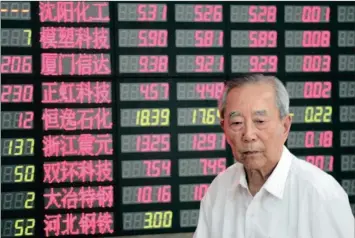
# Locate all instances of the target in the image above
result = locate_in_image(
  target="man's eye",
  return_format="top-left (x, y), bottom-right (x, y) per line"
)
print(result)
top-left (255, 120), bottom-right (265, 124)
top-left (232, 122), bottom-right (242, 125)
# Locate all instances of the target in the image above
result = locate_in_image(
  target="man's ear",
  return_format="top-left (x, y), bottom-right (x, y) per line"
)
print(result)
top-left (282, 114), bottom-right (292, 137)
top-left (220, 120), bottom-right (225, 131)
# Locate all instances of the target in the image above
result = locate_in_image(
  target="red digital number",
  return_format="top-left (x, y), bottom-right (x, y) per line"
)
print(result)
top-left (192, 133), bottom-right (225, 151)
top-left (305, 131), bottom-right (333, 148)
top-left (301, 6), bottom-right (330, 23)
top-left (200, 158), bottom-right (226, 175)
top-left (302, 55), bottom-right (331, 72)
top-left (195, 56), bottom-right (224, 72)
top-left (250, 56), bottom-right (278, 72)
top-left (1, 85), bottom-right (33, 103)
top-left (193, 184), bottom-right (209, 201)
top-left (249, 6), bottom-right (277, 22)
top-left (18, 112), bottom-right (34, 129)
top-left (249, 31), bottom-right (277, 47)
top-left (137, 4), bottom-right (167, 21)
top-left (195, 83), bottom-right (224, 99)
top-left (140, 83), bottom-right (169, 100)
top-left (138, 30), bottom-right (167, 47)
top-left (143, 160), bottom-right (171, 177)
top-left (195, 30), bottom-right (223, 47)
top-left (139, 56), bottom-right (168, 72)
top-left (1, 56), bottom-right (32, 73)
top-left (136, 134), bottom-right (170, 152)
top-left (302, 31), bottom-right (330, 47)
top-left (303, 82), bottom-right (331, 99)
top-left (137, 185), bottom-right (170, 203)
top-left (194, 5), bottom-right (222, 22)
top-left (306, 155), bottom-right (334, 171)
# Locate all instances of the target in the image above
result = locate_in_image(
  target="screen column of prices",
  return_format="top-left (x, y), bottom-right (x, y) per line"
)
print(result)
top-left (337, 5), bottom-right (355, 216)
top-left (174, 3), bottom-right (227, 229)
top-left (1, 2), bottom-right (36, 237)
top-left (283, 5), bottom-right (335, 173)
top-left (117, 3), bottom-right (175, 232)
top-left (39, 2), bottom-right (115, 237)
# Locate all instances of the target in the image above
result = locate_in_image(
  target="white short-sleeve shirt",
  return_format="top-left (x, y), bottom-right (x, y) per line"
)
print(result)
top-left (194, 146), bottom-right (355, 238)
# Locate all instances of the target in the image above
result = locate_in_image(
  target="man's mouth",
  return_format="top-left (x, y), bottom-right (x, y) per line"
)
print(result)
top-left (242, 151), bottom-right (260, 155)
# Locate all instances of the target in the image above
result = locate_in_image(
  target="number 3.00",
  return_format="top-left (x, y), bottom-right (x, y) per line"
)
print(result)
top-left (144, 211), bottom-right (173, 229)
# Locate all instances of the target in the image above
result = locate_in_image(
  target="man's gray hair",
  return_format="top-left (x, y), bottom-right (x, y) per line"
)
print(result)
top-left (218, 74), bottom-right (290, 119)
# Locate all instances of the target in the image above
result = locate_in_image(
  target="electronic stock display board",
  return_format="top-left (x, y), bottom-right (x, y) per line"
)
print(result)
top-left (1, 1), bottom-right (354, 237)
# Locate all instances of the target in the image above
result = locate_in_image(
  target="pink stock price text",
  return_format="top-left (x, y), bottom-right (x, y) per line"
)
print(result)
top-left (138, 30), bottom-right (167, 47)
top-left (136, 134), bottom-right (170, 152)
top-left (121, 134), bottom-right (171, 153)
top-left (196, 83), bottom-right (224, 99)
top-left (249, 31), bottom-right (277, 47)
top-left (1, 56), bottom-right (32, 74)
top-left (192, 133), bottom-right (225, 151)
top-left (131, 185), bottom-right (171, 204)
top-left (144, 160), bottom-right (171, 177)
top-left (195, 30), bottom-right (223, 47)
top-left (139, 56), bottom-right (168, 73)
top-left (303, 82), bottom-right (331, 98)
top-left (137, 4), bottom-right (167, 21)
top-left (174, 4), bottom-right (223, 22)
top-left (1, 111), bottom-right (34, 130)
top-left (301, 31), bottom-right (331, 47)
top-left (1, 85), bottom-right (33, 103)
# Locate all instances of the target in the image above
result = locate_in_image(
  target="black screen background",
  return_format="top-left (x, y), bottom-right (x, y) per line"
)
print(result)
top-left (1, 1), bottom-right (354, 237)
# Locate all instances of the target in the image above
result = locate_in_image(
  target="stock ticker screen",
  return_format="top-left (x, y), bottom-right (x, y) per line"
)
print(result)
top-left (1, 1), bottom-right (355, 237)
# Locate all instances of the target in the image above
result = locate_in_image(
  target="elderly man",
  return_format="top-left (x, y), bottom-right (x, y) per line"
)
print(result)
top-left (194, 74), bottom-right (354, 238)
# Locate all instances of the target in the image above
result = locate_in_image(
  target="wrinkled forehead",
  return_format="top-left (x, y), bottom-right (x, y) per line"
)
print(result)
top-left (229, 110), bottom-right (268, 118)
top-left (225, 83), bottom-right (279, 117)
top-left (227, 82), bottom-right (276, 104)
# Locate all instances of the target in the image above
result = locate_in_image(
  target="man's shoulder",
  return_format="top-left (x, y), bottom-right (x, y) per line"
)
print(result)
top-left (291, 155), bottom-right (347, 199)
top-left (205, 163), bottom-right (243, 197)
top-left (213, 162), bottom-right (243, 183)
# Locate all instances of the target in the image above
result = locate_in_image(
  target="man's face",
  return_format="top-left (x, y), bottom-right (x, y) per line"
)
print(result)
top-left (221, 82), bottom-right (292, 170)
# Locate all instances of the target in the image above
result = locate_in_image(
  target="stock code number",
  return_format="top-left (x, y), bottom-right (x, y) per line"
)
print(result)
top-left (1, 191), bottom-right (35, 210)
top-left (1, 111), bottom-right (34, 130)
top-left (1, 218), bottom-right (35, 237)
top-left (1, 138), bottom-right (34, 156)
top-left (1, 165), bottom-right (35, 183)
top-left (0, 56), bottom-right (32, 74)
top-left (1, 85), bottom-right (33, 103)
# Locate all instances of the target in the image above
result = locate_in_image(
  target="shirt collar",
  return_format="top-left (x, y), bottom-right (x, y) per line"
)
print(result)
top-left (231, 145), bottom-right (293, 199)
top-left (263, 146), bottom-right (293, 199)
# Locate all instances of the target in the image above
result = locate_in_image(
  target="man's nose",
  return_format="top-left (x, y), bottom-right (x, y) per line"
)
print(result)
top-left (242, 122), bottom-right (257, 142)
